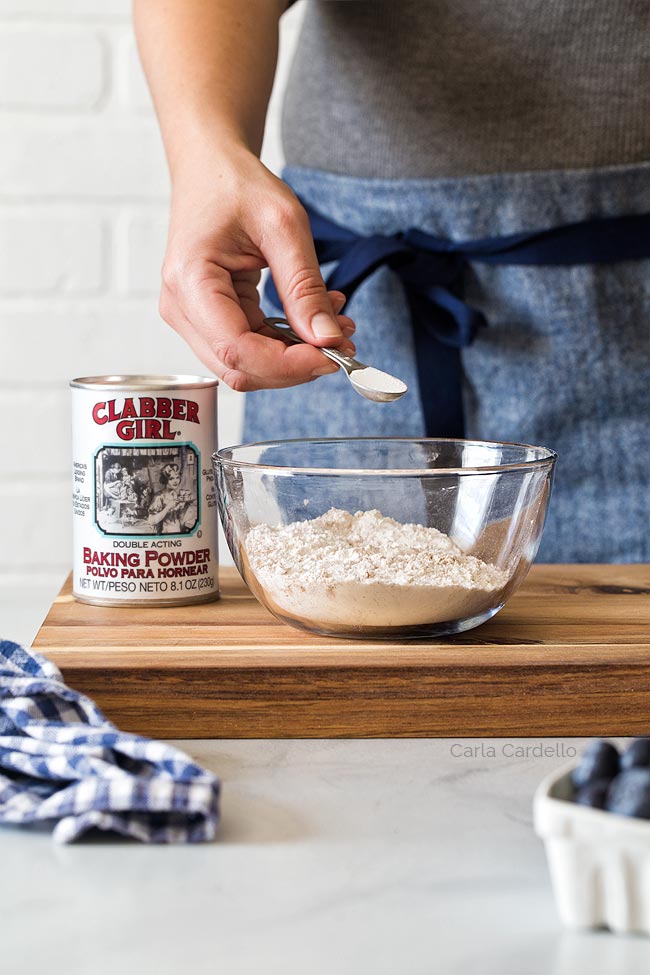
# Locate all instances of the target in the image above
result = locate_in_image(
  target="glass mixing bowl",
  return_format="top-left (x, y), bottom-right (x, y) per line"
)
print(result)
top-left (214, 438), bottom-right (557, 639)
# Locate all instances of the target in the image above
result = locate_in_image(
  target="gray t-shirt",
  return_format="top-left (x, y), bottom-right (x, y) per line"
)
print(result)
top-left (281, 0), bottom-right (650, 178)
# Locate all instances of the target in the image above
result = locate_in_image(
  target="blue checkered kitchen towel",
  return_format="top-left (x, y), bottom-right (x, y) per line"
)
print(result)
top-left (0, 640), bottom-right (220, 843)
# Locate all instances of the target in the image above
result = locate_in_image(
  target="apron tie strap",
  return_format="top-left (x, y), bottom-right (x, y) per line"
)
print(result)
top-left (265, 208), bottom-right (650, 437)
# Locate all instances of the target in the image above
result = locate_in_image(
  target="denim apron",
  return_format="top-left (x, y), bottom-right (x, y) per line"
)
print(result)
top-left (243, 163), bottom-right (650, 563)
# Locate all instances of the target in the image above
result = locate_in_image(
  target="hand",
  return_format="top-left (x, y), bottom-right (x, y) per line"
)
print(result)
top-left (160, 143), bottom-right (356, 391)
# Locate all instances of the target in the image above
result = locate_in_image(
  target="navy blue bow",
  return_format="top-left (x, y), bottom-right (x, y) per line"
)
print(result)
top-left (265, 207), bottom-right (650, 437)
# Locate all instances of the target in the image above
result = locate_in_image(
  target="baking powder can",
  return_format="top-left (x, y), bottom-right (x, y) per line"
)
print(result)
top-left (70, 375), bottom-right (219, 606)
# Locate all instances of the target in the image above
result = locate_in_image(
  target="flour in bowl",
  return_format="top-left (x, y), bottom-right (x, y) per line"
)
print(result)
top-left (245, 508), bottom-right (509, 629)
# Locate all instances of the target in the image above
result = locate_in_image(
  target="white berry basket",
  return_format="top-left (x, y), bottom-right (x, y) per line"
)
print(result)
top-left (534, 762), bottom-right (650, 935)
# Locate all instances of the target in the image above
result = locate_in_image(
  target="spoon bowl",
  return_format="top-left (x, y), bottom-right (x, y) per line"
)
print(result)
top-left (263, 317), bottom-right (407, 403)
top-left (345, 364), bottom-right (408, 402)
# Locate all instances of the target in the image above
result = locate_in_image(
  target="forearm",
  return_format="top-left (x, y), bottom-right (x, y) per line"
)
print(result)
top-left (133, 0), bottom-right (286, 178)
top-left (134, 0), bottom-right (351, 390)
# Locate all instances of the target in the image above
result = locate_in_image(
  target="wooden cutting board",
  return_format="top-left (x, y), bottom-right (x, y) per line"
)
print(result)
top-left (32, 565), bottom-right (650, 739)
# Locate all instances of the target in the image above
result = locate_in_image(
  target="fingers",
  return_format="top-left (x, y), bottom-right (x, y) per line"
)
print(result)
top-left (328, 290), bottom-right (356, 338)
top-left (229, 274), bottom-right (356, 358)
top-left (262, 200), bottom-right (347, 347)
top-left (161, 262), bottom-right (353, 392)
top-left (337, 315), bottom-right (355, 338)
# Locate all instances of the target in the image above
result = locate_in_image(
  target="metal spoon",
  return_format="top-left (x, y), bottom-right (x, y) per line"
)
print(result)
top-left (263, 317), bottom-right (407, 403)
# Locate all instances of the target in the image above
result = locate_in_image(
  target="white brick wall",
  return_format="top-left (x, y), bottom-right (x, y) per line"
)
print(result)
top-left (0, 2), bottom-right (130, 18)
top-left (116, 33), bottom-right (152, 113)
top-left (115, 209), bottom-right (168, 295)
top-left (0, 209), bottom-right (107, 293)
top-left (0, 27), bottom-right (107, 110)
top-left (0, 2), bottom-right (304, 644)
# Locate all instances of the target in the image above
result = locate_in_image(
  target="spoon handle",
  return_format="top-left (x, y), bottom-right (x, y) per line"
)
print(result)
top-left (262, 317), bottom-right (362, 372)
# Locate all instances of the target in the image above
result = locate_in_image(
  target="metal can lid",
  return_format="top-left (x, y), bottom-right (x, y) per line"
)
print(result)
top-left (70, 374), bottom-right (219, 391)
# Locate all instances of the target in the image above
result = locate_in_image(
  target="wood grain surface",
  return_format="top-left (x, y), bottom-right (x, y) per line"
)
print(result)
top-left (32, 565), bottom-right (650, 739)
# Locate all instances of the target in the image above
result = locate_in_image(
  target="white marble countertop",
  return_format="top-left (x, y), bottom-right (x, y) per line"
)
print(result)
top-left (2, 737), bottom-right (650, 975)
top-left (3, 598), bottom-right (650, 973)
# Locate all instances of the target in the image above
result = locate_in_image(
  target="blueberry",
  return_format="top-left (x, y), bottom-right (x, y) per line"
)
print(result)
top-left (575, 779), bottom-right (610, 810)
top-left (620, 738), bottom-right (650, 771)
top-left (571, 740), bottom-right (619, 791)
top-left (606, 768), bottom-right (650, 819)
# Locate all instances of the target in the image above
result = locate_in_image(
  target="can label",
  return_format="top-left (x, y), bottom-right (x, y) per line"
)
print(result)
top-left (71, 379), bottom-right (219, 605)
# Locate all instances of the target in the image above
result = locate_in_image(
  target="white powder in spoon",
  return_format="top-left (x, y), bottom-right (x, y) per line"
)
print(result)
top-left (245, 508), bottom-right (509, 630)
top-left (350, 366), bottom-right (407, 398)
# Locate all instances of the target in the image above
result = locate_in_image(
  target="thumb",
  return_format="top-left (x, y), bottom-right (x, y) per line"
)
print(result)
top-left (265, 203), bottom-right (343, 345)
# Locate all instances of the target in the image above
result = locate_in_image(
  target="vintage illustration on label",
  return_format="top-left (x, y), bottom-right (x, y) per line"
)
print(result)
top-left (95, 444), bottom-right (199, 536)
